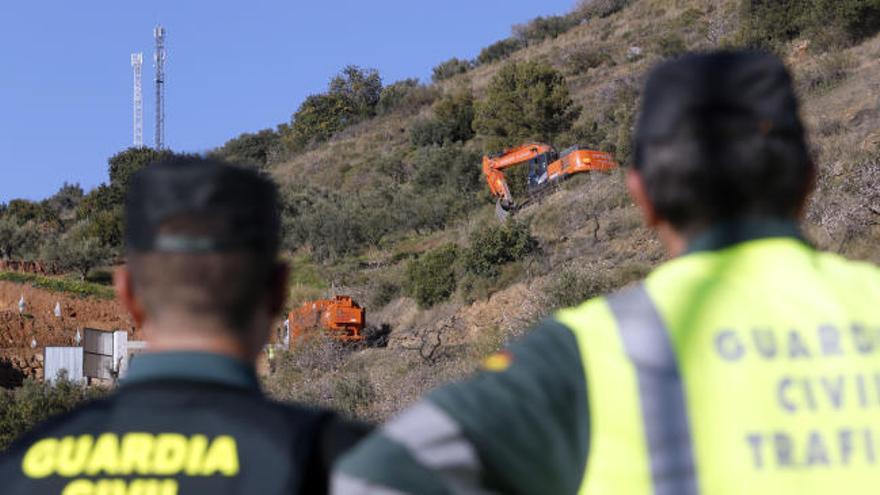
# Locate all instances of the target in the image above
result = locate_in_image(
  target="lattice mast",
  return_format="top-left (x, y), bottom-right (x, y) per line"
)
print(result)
top-left (153, 25), bottom-right (166, 150)
top-left (130, 53), bottom-right (143, 147)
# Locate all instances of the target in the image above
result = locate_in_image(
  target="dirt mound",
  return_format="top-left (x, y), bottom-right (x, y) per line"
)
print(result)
top-left (0, 280), bottom-right (138, 387)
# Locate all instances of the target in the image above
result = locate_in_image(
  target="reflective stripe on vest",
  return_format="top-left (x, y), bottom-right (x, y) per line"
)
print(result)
top-left (606, 284), bottom-right (699, 495)
top-left (558, 284), bottom-right (698, 495)
top-left (558, 238), bottom-right (880, 495)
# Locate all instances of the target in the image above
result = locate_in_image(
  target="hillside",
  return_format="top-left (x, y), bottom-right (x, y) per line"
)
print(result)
top-left (1, 0), bottom-right (878, 426)
top-left (259, 1), bottom-right (880, 420)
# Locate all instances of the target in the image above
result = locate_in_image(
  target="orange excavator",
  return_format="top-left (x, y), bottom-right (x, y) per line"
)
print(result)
top-left (287, 296), bottom-right (365, 349)
top-left (482, 143), bottom-right (617, 218)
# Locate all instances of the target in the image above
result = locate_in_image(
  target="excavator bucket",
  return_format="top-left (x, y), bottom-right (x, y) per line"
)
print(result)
top-left (495, 198), bottom-right (511, 221)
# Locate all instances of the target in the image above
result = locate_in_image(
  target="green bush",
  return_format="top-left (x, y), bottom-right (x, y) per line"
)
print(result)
top-left (546, 262), bottom-right (649, 310)
top-left (41, 222), bottom-right (111, 281)
top-left (0, 271), bottom-right (115, 299)
top-left (462, 221), bottom-right (538, 279)
top-left (283, 65), bottom-right (383, 150)
top-left (474, 60), bottom-right (580, 151)
top-left (286, 93), bottom-right (354, 149)
top-left (564, 49), bottom-right (614, 74)
top-left (0, 216), bottom-right (40, 260)
top-left (0, 377), bottom-right (106, 451)
top-left (513, 15), bottom-right (579, 45)
top-left (406, 244), bottom-right (459, 307)
top-left (328, 65), bottom-right (383, 119)
top-left (3, 200), bottom-right (57, 227)
top-left (559, 79), bottom-right (638, 164)
top-left (411, 144), bottom-right (482, 197)
top-left (432, 58), bottom-right (472, 82)
top-left (211, 129), bottom-right (281, 168)
top-left (370, 280), bottom-right (400, 308)
top-left (432, 87), bottom-right (476, 143)
top-left (653, 32), bottom-right (688, 58)
top-left (797, 53), bottom-right (856, 95)
top-left (737, 0), bottom-right (880, 52)
top-left (574, 0), bottom-right (633, 19)
top-left (332, 364), bottom-right (376, 417)
top-left (410, 119), bottom-right (452, 147)
top-left (409, 87), bottom-right (475, 146)
top-left (477, 38), bottom-right (523, 65)
top-left (377, 79), bottom-right (438, 115)
top-left (280, 145), bottom-right (482, 259)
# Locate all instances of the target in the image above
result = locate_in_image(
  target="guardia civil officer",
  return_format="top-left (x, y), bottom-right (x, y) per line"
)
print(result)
top-left (333, 51), bottom-right (880, 494)
top-left (0, 157), bottom-right (370, 494)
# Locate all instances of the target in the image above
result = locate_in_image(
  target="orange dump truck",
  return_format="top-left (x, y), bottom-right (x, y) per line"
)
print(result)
top-left (288, 296), bottom-right (365, 348)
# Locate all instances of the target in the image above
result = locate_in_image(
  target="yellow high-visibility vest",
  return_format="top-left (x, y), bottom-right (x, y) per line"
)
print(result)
top-left (557, 238), bottom-right (880, 494)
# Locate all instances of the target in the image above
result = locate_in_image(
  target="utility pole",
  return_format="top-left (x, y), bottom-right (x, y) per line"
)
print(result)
top-left (130, 53), bottom-right (143, 147)
top-left (153, 25), bottom-right (166, 150)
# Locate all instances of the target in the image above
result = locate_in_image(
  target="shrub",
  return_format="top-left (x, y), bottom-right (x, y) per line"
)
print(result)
top-left (462, 221), bottom-right (537, 279)
top-left (545, 262), bottom-right (649, 310)
top-left (280, 186), bottom-right (364, 260)
top-left (43, 183), bottom-right (84, 221)
top-left (283, 65), bottom-right (383, 149)
top-left (4, 199), bottom-right (56, 226)
top-left (432, 58), bottom-right (472, 82)
top-left (736, 0), bottom-right (880, 52)
top-left (0, 272), bottom-right (115, 299)
top-left (211, 129), bottom-right (281, 168)
top-left (473, 60), bottom-right (580, 151)
top-left (41, 222), bottom-right (111, 281)
top-left (406, 244), bottom-right (459, 307)
top-left (513, 15), bottom-right (579, 46)
top-left (797, 53), bottom-right (856, 95)
top-left (559, 79), bottom-right (639, 164)
top-left (409, 119), bottom-right (452, 147)
top-left (653, 32), bottom-right (688, 58)
top-left (564, 48), bottom-right (614, 74)
top-left (0, 376), bottom-right (106, 450)
top-left (410, 87), bottom-right (475, 146)
top-left (432, 87), bottom-right (476, 143)
top-left (328, 65), bottom-right (382, 118)
top-left (574, 0), bottom-right (633, 19)
top-left (0, 216), bottom-right (40, 260)
top-left (108, 147), bottom-right (176, 196)
top-left (477, 38), bottom-right (523, 66)
top-left (332, 363), bottom-right (376, 417)
top-left (370, 280), bottom-right (400, 308)
top-left (377, 79), bottom-right (438, 115)
top-left (411, 144), bottom-right (483, 196)
top-left (286, 93), bottom-right (355, 149)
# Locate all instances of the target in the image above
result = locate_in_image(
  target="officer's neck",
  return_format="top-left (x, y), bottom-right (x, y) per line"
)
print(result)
top-left (141, 316), bottom-right (261, 364)
top-left (657, 222), bottom-right (687, 258)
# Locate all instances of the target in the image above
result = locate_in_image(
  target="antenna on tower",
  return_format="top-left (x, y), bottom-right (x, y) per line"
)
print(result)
top-left (153, 25), bottom-right (166, 150)
top-left (131, 53), bottom-right (143, 147)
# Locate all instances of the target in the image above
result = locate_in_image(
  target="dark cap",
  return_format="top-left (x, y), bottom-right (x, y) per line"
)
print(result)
top-left (125, 157), bottom-right (280, 253)
top-left (634, 51), bottom-right (804, 168)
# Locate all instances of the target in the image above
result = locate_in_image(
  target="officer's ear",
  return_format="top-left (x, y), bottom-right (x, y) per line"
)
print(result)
top-left (626, 168), bottom-right (660, 227)
top-left (115, 266), bottom-right (146, 328)
top-left (267, 261), bottom-right (289, 317)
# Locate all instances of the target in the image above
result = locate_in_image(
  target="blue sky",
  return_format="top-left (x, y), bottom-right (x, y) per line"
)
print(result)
top-left (0, 0), bottom-right (574, 203)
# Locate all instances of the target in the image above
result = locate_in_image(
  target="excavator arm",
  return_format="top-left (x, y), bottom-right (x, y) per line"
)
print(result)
top-left (482, 143), bottom-right (553, 210)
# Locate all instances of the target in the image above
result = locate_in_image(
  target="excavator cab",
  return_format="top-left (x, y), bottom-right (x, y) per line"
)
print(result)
top-left (526, 152), bottom-right (555, 192)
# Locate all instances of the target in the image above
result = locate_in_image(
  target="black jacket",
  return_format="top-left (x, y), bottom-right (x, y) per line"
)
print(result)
top-left (0, 378), bottom-right (370, 494)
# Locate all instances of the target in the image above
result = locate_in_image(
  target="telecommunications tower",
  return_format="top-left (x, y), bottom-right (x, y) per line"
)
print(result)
top-left (153, 25), bottom-right (166, 150)
top-left (130, 53), bottom-right (144, 147)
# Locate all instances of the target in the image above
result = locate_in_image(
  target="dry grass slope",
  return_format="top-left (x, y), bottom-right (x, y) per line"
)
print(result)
top-left (263, 0), bottom-right (880, 421)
